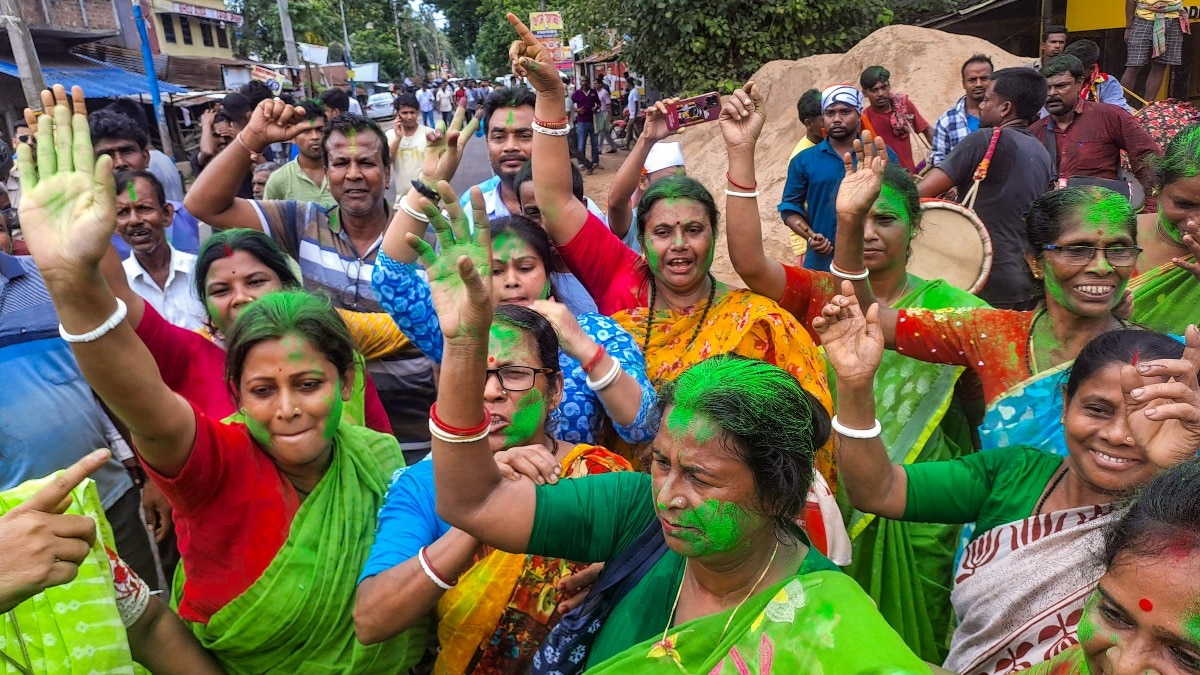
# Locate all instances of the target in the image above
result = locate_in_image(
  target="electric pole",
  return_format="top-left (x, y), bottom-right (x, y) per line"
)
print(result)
top-left (277, 0), bottom-right (300, 92)
top-left (0, 0), bottom-right (46, 112)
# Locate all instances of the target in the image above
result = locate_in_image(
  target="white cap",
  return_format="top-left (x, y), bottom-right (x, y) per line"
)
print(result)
top-left (643, 141), bottom-right (686, 175)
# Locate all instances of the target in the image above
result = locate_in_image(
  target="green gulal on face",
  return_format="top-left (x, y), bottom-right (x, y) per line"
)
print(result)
top-left (205, 298), bottom-right (222, 327)
top-left (876, 185), bottom-right (913, 235)
top-left (1159, 209), bottom-right (1185, 243)
top-left (244, 414), bottom-right (272, 448)
top-left (666, 406), bottom-right (718, 444)
top-left (505, 389), bottom-right (545, 446)
top-left (1081, 195), bottom-right (1133, 231)
top-left (127, 180), bottom-right (138, 203)
top-left (1077, 592), bottom-right (1099, 645)
top-left (673, 498), bottom-right (757, 555)
top-left (505, 109), bottom-right (515, 126)
top-left (348, 126), bottom-right (357, 154)
top-left (323, 379), bottom-right (344, 440)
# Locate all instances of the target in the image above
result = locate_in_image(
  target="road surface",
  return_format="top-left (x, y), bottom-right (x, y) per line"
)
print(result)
top-left (451, 129), bottom-right (495, 196)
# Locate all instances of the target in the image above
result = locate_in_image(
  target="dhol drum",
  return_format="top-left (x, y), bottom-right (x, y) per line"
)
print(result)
top-left (909, 199), bottom-right (994, 294)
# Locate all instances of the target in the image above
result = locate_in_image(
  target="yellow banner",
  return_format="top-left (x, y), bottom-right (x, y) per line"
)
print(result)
top-left (1067, 0), bottom-right (1200, 31)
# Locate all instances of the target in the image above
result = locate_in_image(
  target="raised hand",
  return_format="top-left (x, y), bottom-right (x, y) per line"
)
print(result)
top-left (493, 443), bottom-right (561, 485)
top-left (1174, 216), bottom-right (1200, 280)
top-left (641, 98), bottom-right (679, 144)
top-left (812, 280), bottom-right (884, 386)
top-left (528, 299), bottom-right (593, 361)
top-left (0, 448), bottom-right (110, 613)
top-left (836, 132), bottom-right (889, 218)
top-left (1122, 324), bottom-right (1200, 468)
top-left (719, 81), bottom-right (765, 151)
top-left (405, 183), bottom-right (492, 341)
top-left (420, 102), bottom-right (479, 185)
top-left (506, 13), bottom-right (561, 95)
top-left (17, 85), bottom-right (117, 280)
top-left (238, 97), bottom-right (312, 150)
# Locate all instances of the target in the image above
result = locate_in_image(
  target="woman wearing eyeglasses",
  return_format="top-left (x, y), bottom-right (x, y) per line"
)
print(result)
top-left (800, 184), bottom-right (1142, 457)
top-left (354, 290), bottom-right (632, 673)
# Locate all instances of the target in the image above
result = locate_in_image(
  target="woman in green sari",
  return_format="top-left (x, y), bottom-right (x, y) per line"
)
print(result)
top-left (726, 124), bottom-right (986, 660)
top-left (1132, 122), bottom-right (1200, 335)
top-left (399, 19), bottom-right (932, 673)
top-left (17, 85), bottom-right (417, 673)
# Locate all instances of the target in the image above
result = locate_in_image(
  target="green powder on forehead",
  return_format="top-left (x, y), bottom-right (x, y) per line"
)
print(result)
top-left (505, 389), bottom-right (544, 446)
top-left (348, 127), bottom-right (357, 153)
top-left (489, 321), bottom-right (522, 345)
top-left (875, 185), bottom-right (913, 233)
top-left (666, 406), bottom-right (718, 444)
top-left (505, 109), bottom-right (514, 126)
top-left (127, 180), bottom-right (138, 203)
top-left (491, 233), bottom-right (530, 263)
top-left (1185, 612), bottom-right (1200, 644)
top-left (1079, 191), bottom-right (1134, 232)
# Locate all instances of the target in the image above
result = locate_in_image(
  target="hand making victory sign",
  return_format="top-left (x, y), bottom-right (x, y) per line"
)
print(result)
top-left (406, 183), bottom-right (493, 342)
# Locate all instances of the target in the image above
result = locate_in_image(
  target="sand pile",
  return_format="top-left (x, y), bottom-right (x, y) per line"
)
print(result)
top-left (674, 24), bottom-right (1030, 284)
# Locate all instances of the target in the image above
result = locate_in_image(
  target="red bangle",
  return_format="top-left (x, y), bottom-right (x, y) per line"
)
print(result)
top-left (419, 546), bottom-right (456, 587)
top-left (430, 403), bottom-right (490, 436)
top-left (726, 172), bottom-right (757, 191)
top-left (581, 345), bottom-right (607, 374)
top-left (534, 116), bottom-right (569, 129)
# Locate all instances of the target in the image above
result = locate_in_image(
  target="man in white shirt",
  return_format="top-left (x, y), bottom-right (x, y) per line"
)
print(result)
top-left (385, 92), bottom-right (430, 203)
top-left (416, 85), bottom-right (436, 128)
top-left (114, 170), bottom-right (206, 329)
top-left (436, 83), bottom-right (456, 126)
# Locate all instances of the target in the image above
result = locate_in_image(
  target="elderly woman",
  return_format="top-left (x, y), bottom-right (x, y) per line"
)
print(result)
top-left (1025, 457), bottom-right (1200, 674)
top-left (402, 77), bottom-right (930, 675)
top-left (19, 85), bottom-right (419, 673)
top-left (1133, 122), bottom-right (1200, 335)
top-left (815, 276), bottom-right (1200, 674)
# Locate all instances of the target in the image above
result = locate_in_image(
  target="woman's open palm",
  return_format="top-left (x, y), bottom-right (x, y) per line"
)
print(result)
top-left (17, 85), bottom-right (116, 278)
top-left (812, 281), bottom-right (884, 386)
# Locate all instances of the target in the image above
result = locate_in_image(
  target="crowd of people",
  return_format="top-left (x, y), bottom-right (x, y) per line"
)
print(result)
top-left (1, 7), bottom-right (1200, 675)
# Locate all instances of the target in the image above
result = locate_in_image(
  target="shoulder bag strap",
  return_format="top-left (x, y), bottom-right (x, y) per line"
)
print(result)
top-left (1045, 124), bottom-right (1059, 183)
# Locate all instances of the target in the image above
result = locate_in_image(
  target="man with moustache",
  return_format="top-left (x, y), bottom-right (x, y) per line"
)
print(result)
top-left (931, 54), bottom-right (994, 166)
top-left (263, 100), bottom-right (335, 207)
top-left (779, 84), bottom-right (898, 272)
top-left (919, 67), bottom-right (1053, 310)
top-left (458, 86), bottom-right (539, 224)
top-left (1030, 55), bottom-right (1159, 205)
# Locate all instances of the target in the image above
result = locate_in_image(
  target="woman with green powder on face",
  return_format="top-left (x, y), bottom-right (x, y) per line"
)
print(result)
top-left (411, 164), bottom-right (933, 673)
top-left (17, 85), bottom-right (420, 673)
top-left (1132, 122), bottom-right (1200, 335)
top-left (816, 277), bottom-right (1200, 675)
top-left (354, 296), bottom-right (632, 674)
top-left (1025, 457), bottom-right (1200, 675)
top-left (728, 130), bottom-right (988, 659)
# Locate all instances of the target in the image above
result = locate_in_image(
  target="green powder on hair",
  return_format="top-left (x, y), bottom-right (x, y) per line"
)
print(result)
top-left (1080, 192), bottom-right (1135, 230)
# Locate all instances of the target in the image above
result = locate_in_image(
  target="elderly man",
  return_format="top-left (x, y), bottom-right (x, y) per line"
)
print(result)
top-left (779, 85), bottom-right (898, 271)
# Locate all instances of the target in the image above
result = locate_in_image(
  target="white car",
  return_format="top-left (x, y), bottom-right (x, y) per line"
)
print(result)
top-left (365, 93), bottom-right (394, 120)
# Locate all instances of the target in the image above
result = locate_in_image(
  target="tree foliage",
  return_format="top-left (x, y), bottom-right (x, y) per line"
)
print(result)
top-left (473, 0), bottom-right (542, 77)
top-left (560, 0), bottom-right (901, 95)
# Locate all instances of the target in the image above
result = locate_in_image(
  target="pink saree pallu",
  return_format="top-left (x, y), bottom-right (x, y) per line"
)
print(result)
top-left (944, 504), bottom-right (1120, 675)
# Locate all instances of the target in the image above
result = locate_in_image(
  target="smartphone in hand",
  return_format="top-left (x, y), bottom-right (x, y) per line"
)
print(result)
top-left (665, 92), bottom-right (722, 131)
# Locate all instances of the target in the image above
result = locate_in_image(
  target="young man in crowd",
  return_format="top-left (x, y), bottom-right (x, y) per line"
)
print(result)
top-left (931, 54), bottom-right (993, 166)
top-left (1030, 24), bottom-right (1068, 70)
top-left (416, 83), bottom-right (436, 128)
top-left (790, 88), bottom-right (824, 160)
top-left (460, 86), bottom-right (537, 222)
top-left (860, 66), bottom-right (933, 172)
top-left (1031, 55), bottom-right (1160, 206)
top-left (571, 77), bottom-right (602, 172)
top-left (919, 67), bottom-right (1052, 310)
top-left (104, 99), bottom-right (185, 203)
top-left (385, 92), bottom-right (430, 203)
top-left (263, 100), bottom-right (335, 207)
top-left (779, 85), bottom-right (899, 272)
top-left (436, 82), bottom-right (455, 126)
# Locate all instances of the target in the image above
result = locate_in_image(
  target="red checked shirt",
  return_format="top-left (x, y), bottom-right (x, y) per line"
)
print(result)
top-left (1029, 100), bottom-right (1162, 209)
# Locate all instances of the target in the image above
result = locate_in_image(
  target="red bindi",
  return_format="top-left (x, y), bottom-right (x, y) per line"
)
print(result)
top-left (222, 243), bottom-right (234, 257)
top-left (1139, 598), bottom-right (1153, 612)
top-left (488, 357), bottom-right (495, 363)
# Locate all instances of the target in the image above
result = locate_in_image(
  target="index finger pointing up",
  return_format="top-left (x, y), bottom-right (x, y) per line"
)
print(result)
top-left (20, 449), bottom-right (112, 514)
top-left (506, 13), bottom-right (539, 48)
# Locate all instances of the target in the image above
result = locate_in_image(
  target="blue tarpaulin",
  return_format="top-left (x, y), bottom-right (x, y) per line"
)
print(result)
top-left (0, 56), bottom-right (187, 98)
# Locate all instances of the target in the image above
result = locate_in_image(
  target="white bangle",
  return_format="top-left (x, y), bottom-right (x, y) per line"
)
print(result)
top-left (428, 419), bottom-right (492, 444)
top-left (724, 189), bottom-right (760, 199)
top-left (532, 121), bottom-right (572, 136)
top-left (417, 546), bottom-right (455, 590)
top-left (58, 298), bottom-right (128, 343)
top-left (399, 196), bottom-right (431, 223)
top-left (586, 357), bottom-right (623, 391)
top-left (831, 415), bottom-right (882, 439)
top-left (829, 263), bottom-right (869, 281)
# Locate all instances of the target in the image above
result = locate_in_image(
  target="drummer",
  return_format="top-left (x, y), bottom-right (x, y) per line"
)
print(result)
top-left (778, 84), bottom-right (897, 272)
top-left (727, 129), bottom-right (987, 662)
top-left (819, 136), bottom-right (1138, 458)
top-left (917, 67), bottom-right (1053, 310)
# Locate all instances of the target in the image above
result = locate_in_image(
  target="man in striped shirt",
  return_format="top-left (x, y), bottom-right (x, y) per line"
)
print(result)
top-left (185, 103), bottom-right (436, 463)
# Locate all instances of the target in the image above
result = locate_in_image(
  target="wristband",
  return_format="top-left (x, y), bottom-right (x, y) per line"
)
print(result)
top-left (829, 263), bottom-right (869, 281)
top-left (532, 121), bottom-right (572, 136)
top-left (534, 116), bottom-right (569, 129)
top-left (831, 415), bottom-right (882, 439)
top-left (586, 357), bottom-right (623, 391)
top-left (430, 403), bottom-right (490, 436)
top-left (417, 546), bottom-right (456, 590)
top-left (429, 420), bottom-right (492, 444)
top-left (233, 133), bottom-right (262, 160)
top-left (399, 197), bottom-right (431, 224)
top-left (59, 298), bottom-right (128, 343)
top-left (581, 345), bottom-right (607, 375)
top-left (724, 189), bottom-right (760, 199)
top-left (726, 172), bottom-right (757, 191)
top-left (410, 179), bottom-right (440, 202)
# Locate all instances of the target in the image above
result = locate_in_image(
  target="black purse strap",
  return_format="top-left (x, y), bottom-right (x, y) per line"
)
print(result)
top-left (1046, 124), bottom-right (1059, 183)
top-left (567, 518), bottom-right (667, 618)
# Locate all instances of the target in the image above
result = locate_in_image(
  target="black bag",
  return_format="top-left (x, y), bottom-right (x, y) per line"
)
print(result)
top-left (1045, 126), bottom-right (1145, 211)
top-left (530, 520), bottom-right (669, 675)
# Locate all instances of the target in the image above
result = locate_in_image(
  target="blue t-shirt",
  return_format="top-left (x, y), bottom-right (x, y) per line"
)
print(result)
top-left (966, 115), bottom-right (981, 133)
top-left (359, 457), bottom-right (450, 582)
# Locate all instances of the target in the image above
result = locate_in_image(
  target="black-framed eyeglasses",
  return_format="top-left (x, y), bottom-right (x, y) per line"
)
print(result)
top-left (1041, 244), bottom-right (1142, 267)
top-left (485, 365), bottom-right (556, 392)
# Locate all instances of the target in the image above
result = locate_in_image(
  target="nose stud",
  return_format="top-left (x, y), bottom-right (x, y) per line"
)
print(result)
top-left (293, 407), bottom-right (302, 417)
